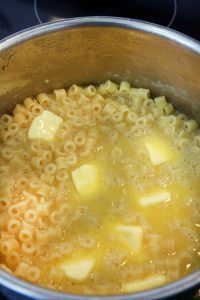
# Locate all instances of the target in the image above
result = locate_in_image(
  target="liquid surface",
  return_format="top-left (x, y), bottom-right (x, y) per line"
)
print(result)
top-left (0, 81), bottom-right (199, 295)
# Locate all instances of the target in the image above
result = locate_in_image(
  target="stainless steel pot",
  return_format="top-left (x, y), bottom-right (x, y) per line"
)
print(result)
top-left (0, 17), bottom-right (199, 300)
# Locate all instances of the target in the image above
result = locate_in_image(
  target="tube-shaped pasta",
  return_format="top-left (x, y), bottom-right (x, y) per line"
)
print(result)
top-left (154, 96), bottom-right (167, 109)
top-left (7, 219), bottom-right (21, 235)
top-left (136, 116), bottom-right (147, 127)
top-left (103, 102), bottom-right (117, 115)
top-left (50, 211), bottom-right (60, 224)
top-left (2, 147), bottom-right (14, 160)
top-left (48, 266), bottom-right (65, 282)
top-left (23, 98), bottom-right (35, 110)
top-left (64, 140), bottom-right (76, 152)
top-left (74, 131), bottom-right (86, 146)
top-left (31, 157), bottom-right (45, 170)
top-left (36, 202), bottom-right (51, 216)
top-left (36, 230), bottom-right (50, 245)
top-left (98, 81), bottom-right (118, 95)
top-left (7, 122), bottom-right (19, 135)
top-left (119, 81), bottom-right (131, 93)
top-left (163, 103), bottom-right (174, 115)
top-left (13, 113), bottom-right (28, 127)
top-left (16, 177), bottom-right (28, 189)
top-left (0, 197), bottom-right (9, 211)
top-left (112, 111), bottom-right (123, 123)
top-left (143, 98), bottom-right (155, 109)
top-left (15, 261), bottom-right (30, 277)
top-left (21, 221), bottom-right (34, 231)
top-left (129, 88), bottom-right (150, 100)
top-left (93, 94), bottom-right (104, 103)
top-left (23, 191), bottom-right (38, 205)
top-left (40, 173), bottom-right (54, 185)
top-left (115, 122), bottom-right (127, 132)
top-left (37, 93), bottom-right (51, 107)
top-left (92, 102), bottom-right (102, 115)
top-left (80, 137), bottom-right (96, 157)
top-left (21, 242), bottom-right (36, 255)
top-left (68, 84), bottom-right (83, 97)
top-left (54, 89), bottom-right (67, 101)
top-left (1, 238), bottom-right (19, 255)
top-left (146, 113), bottom-right (155, 123)
top-left (0, 114), bottom-right (13, 126)
top-left (24, 210), bottom-right (37, 224)
top-left (13, 104), bottom-right (27, 115)
top-left (37, 183), bottom-right (51, 196)
top-left (1, 130), bottom-right (13, 143)
top-left (41, 150), bottom-right (53, 162)
top-left (18, 229), bottom-right (33, 243)
top-left (67, 108), bottom-right (76, 119)
top-left (8, 201), bottom-right (28, 218)
top-left (66, 153), bottom-right (78, 165)
top-left (56, 169), bottom-right (69, 182)
top-left (177, 113), bottom-right (188, 122)
top-left (30, 103), bottom-right (44, 116)
top-left (6, 251), bottom-right (20, 266)
top-left (78, 93), bottom-right (90, 104)
top-left (126, 111), bottom-right (137, 125)
top-left (152, 107), bottom-right (162, 118)
top-left (59, 203), bottom-right (72, 215)
top-left (184, 119), bottom-right (198, 133)
top-left (119, 104), bottom-right (130, 114)
top-left (54, 145), bottom-right (66, 157)
top-left (44, 163), bottom-right (56, 175)
top-left (55, 157), bottom-right (69, 169)
top-left (84, 85), bottom-right (97, 97)
top-left (0, 213), bottom-right (9, 230)
top-left (177, 137), bottom-right (189, 149)
top-left (1, 231), bottom-right (14, 240)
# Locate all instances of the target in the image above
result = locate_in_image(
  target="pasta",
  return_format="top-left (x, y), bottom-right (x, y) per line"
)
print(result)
top-left (0, 81), bottom-right (199, 296)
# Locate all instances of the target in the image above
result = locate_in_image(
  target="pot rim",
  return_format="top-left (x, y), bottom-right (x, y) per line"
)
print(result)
top-left (0, 16), bottom-right (199, 300)
top-left (0, 16), bottom-right (199, 53)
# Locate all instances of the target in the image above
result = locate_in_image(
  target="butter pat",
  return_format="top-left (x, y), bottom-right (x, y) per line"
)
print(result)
top-left (144, 135), bottom-right (174, 166)
top-left (28, 110), bottom-right (63, 141)
top-left (139, 190), bottom-right (171, 207)
top-left (72, 163), bottom-right (102, 197)
top-left (117, 225), bottom-right (143, 252)
top-left (122, 275), bottom-right (166, 293)
top-left (60, 258), bottom-right (94, 280)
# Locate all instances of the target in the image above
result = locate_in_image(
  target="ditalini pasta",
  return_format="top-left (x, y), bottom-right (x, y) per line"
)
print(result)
top-left (0, 81), bottom-right (199, 295)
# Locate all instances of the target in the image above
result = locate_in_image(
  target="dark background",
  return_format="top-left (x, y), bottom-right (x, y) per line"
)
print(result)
top-left (0, 0), bottom-right (199, 40)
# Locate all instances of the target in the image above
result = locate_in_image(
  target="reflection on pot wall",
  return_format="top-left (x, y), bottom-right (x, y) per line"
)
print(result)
top-left (0, 25), bottom-right (199, 121)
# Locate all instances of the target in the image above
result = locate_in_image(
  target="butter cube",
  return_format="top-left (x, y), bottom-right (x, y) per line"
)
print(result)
top-left (60, 258), bottom-right (94, 281)
top-left (139, 190), bottom-right (171, 207)
top-left (28, 110), bottom-right (63, 141)
top-left (122, 275), bottom-right (166, 293)
top-left (117, 225), bottom-right (143, 252)
top-left (144, 135), bottom-right (174, 166)
top-left (72, 164), bottom-right (102, 197)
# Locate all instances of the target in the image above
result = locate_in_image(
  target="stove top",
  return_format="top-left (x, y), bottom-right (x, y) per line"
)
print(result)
top-left (0, 0), bottom-right (199, 41)
top-left (0, 1), bottom-right (199, 300)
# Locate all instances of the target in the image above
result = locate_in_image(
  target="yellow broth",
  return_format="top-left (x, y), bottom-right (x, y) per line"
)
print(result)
top-left (0, 81), bottom-right (199, 295)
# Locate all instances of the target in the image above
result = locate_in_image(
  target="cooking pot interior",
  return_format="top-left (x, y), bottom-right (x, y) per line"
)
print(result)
top-left (0, 18), bottom-right (199, 300)
top-left (0, 23), bottom-right (199, 121)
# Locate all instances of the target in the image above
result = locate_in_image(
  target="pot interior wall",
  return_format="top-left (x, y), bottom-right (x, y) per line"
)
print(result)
top-left (0, 26), bottom-right (199, 120)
